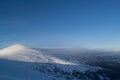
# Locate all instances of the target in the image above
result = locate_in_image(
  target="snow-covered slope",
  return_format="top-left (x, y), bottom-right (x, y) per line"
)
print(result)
top-left (0, 44), bottom-right (103, 80)
top-left (0, 44), bottom-right (75, 65)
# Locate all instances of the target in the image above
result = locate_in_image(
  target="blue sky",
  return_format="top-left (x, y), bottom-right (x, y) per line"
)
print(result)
top-left (0, 0), bottom-right (120, 49)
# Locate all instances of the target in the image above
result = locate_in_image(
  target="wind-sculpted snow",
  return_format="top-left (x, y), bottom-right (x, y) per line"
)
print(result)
top-left (0, 44), bottom-right (105, 80)
top-left (0, 44), bottom-right (75, 65)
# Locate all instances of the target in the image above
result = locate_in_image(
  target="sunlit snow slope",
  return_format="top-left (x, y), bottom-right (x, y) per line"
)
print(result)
top-left (0, 44), bottom-right (75, 65)
top-left (0, 44), bottom-right (103, 80)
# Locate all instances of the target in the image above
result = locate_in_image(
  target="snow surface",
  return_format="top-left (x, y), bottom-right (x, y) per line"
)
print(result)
top-left (0, 44), bottom-right (75, 65)
top-left (0, 44), bottom-right (101, 80)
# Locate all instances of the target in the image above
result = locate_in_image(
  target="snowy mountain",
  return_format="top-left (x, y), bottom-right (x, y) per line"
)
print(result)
top-left (0, 44), bottom-right (105, 80)
top-left (0, 44), bottom-right (75, 65)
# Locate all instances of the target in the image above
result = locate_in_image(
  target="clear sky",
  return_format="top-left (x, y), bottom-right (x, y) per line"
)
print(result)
top-left (0, 0), bottom-right (120, 49)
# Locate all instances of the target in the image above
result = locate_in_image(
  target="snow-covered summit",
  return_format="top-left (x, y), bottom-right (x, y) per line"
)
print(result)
top-left (0, 44), bottom-right (39, 55)
top-left (0, 44), bottom-right (102, 80)
top-left (0, 44), bottom-right (75, 65)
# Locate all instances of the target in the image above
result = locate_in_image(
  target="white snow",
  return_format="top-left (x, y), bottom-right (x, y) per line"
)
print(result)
top-left (0, 44), bottom-right (75, 65)
top-left (0, 44), bottom-right (101, 80)
top-left (0, 44), bottom-right (29, 54)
